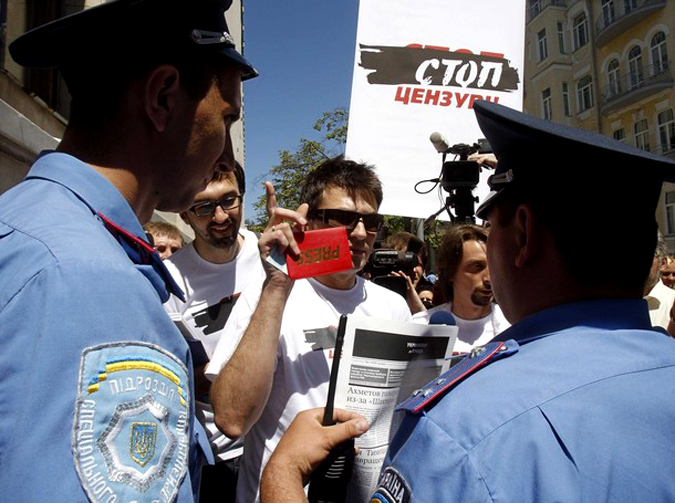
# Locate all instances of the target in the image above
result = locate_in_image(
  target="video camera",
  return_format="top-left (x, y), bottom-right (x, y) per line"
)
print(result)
top-left (362, 249), bottom-right (419, 298)
top-left (425, 134), bottom-right (492, 224)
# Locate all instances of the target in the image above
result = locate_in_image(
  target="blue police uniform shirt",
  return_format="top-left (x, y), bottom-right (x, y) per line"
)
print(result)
top-left (376, 300), bottom-right (675, 502)
top-left (0, 152), bottom-right (203, 502)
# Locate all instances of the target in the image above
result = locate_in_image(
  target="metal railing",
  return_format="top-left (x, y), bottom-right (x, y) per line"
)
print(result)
top-left (596, 0), bottom-right (666, 35)
top-left (600, 61), bottom-right (672, 105)
top-left (527, 0), bottom-right (566, 23)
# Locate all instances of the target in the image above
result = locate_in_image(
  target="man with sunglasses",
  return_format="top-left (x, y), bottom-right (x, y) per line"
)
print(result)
top-left (164, 162), bottom-right (264, 502)
top-left (207, 156), bottom-right (411, 503)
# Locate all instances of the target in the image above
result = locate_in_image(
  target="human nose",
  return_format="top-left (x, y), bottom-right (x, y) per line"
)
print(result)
top-left (212, 204), bottom-right (229, 223)
top-left (349, 219), bottom-right (368, 240)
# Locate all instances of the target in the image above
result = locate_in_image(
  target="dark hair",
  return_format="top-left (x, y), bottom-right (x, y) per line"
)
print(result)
top-left (66, 46), bottom-right (222, 131)
top-left (386, 232), bottom-right (427, 268)
top-left (491, 185), bottom-right (656, 296)
top-left (300, 155), bottom-right (383, 211)
top-left (434, 224), bottom-right (488, 304)
top-left (210, 160), bottom-right (246, 195)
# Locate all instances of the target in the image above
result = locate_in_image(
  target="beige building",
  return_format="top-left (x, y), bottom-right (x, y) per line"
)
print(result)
top-left (524, 0), bottom-right (675, 247)
top-left (0, 0), bottom-right (250, 241)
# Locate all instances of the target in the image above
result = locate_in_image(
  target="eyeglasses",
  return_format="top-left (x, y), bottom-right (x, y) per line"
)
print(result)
top-left (308, 208), bottom-right (384, 233)
top-left (189, 195), bottom-right (243, 217)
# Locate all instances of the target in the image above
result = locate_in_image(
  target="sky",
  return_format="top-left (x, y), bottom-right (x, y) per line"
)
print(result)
top-left (240, 1), bottom-right (360, 222)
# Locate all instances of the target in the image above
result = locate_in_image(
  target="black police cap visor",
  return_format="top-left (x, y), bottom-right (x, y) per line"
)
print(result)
top-left (9, 0), bottom-right (257, 80)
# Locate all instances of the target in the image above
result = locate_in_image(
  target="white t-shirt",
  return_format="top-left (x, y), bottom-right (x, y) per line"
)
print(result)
top-left (645, 279), bottom-right (675, 330)
top-left (412, 301), bottom-right (510, 354)
top-left (164, 228), bottom-right (264, 461)
top-left (206, 276), bottom-right (412, 503)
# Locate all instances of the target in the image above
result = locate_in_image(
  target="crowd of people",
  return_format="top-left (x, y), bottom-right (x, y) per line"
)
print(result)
top-left (1, 1), bottom-right (675, 502)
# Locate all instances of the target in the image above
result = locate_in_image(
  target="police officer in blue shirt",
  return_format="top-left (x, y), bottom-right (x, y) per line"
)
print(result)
top-left (258, 101), bottom-right (675, 503)
top-left (0, 1), bottom-right (256, 501)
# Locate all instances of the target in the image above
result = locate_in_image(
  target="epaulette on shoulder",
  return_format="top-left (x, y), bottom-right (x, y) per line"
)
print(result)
top-left (396, 339), bottom-right (519, 414)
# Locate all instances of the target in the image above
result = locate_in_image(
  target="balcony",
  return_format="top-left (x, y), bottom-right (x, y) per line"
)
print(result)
top-left (595, 0), bottom-right (667, 47)
top-left (527, 0), bottom-right (566, 23)
top-left (600, 61), bottom-right (673, 115)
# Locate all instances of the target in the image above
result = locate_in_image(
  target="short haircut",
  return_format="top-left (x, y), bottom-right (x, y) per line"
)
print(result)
top-left (435, 224), bottom-right (489, 304)
top-left (386, 232), bottom-right (427, 268)
top-left (491, 186), bottom-right (656, 296)
top-left (143, 221), bottom-right (184, 245)
top-left (210, 160), bottom-right (246, 195)
top-left (66, 47), bottom-right (225, 132)
top-left (300, 156), bottom-right (383, 211)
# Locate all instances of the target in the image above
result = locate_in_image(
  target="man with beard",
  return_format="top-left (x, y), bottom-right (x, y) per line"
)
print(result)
top-left (413, 224), bottom-right (509, 354)
top-left (165, 161), bottom-right (264, 502)
top-left (207, 156), bottom-right (411, 503)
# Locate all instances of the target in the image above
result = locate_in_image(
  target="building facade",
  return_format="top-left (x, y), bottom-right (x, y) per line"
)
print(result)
top-left (0, 0), bottom-right (250, 240)
top-left (524, 0), bottom-right (675, 247)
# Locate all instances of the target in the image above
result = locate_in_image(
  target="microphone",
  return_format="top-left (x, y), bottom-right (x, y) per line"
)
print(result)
top-left (430, 132), bottom-right (451, 153)
top-left (428, 310), bottom-right (456, 326)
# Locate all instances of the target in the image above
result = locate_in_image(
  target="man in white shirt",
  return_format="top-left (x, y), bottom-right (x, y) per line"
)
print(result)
top-left (644, 232), bottom-right (675, 332)
top-left (206, 156), bottom-right (411, 502)
top-left (165, 162), bottom-right (264, 502)
top-left (413, 224), bottom-right (509, 353)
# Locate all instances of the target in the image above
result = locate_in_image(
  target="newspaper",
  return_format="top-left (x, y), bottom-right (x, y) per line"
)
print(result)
top-left (334, 315), bottom-right (457, 501)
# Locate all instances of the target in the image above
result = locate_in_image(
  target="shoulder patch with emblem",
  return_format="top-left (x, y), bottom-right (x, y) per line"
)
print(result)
top-left (72, 342), bottom-right (191, 503)
top-left (372, 466), bottom-right (412, 503)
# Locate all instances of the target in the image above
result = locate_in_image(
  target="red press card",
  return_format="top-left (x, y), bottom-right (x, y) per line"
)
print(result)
top-left (286, 227), bottom-right (353, 280)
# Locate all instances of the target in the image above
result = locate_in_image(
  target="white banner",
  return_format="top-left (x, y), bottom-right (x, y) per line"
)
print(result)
top-left (346, 0), bottom-right (526, 220)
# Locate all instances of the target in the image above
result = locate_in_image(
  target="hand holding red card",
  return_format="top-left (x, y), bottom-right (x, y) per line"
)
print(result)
top-left (267, 227), bottom-right (353, 280)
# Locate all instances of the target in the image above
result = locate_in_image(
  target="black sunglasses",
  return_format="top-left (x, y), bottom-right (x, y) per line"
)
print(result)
top-left (189, 194), bottom-right (243, 217)
top-left (308, 208), bottom-right (384, 233)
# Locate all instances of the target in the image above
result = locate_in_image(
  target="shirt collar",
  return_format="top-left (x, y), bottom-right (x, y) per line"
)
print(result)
top-left (26, 151), bottom-right (145, 239)
top-left (493, 299), bottom-right (652, 345)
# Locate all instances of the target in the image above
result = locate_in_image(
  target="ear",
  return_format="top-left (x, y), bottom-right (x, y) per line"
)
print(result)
top-left (143, 65), bottom-right (182, 133)
top-left (513, 204), bottom-right (537, 268)
top-left (179, 211), bottom-right (190, 225)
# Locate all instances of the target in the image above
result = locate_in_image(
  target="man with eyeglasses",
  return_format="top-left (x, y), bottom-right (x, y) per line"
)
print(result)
top-left (164, 162), bottom-right (264, 502)
top-left (206, 156), bottom-right (411, 503)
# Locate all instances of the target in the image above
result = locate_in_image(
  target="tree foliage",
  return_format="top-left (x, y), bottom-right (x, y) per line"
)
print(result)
top-left (247, 109), bottom-right (349, 231)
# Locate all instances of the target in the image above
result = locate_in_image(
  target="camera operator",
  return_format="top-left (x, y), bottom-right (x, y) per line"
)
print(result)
top-left (386, 232), bottom-right (428, 314)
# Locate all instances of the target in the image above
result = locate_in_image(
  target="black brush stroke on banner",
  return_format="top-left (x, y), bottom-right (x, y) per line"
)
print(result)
top-left (358, 44), bottom-right (519, 91)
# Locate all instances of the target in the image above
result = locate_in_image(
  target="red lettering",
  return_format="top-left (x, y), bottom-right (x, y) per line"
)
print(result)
top-left (480, 51), bottom-right (504, 59)
top-left (440, 91), bottom-right (452, 106)
top-left (455, 93), bottom-right (469, 108)
top-left (395, 86), bottom-right (411, 105)
top-left (469, 94), bottom-right (484, 108)
top-left (424, 90), bottom-right (440, 105)
top-left (411, 88), bottom-right (424, 104)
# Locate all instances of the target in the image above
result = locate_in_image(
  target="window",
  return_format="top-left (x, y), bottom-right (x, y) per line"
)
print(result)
top-left (613, 128), bottom-right (625, 142)
top-left (537, 29), bottom-right (548, 61)
top-left (651, 32), bottom-right (669, 75)
top-left (607, 59), bottom-right (621, 97)
top-left (557, 22), bottom-right (567, 54)
top-left (542, 88), bottom-right (552, 120)
top-left (530, 0), bottom-right (541, 17)
top-left (562, 82), bottom-right (571, 116)
top-left (577, 76), bottom-right (593, 112)
top-left (667, 191), bottom-right (675, 235)
top-left (573, 13), bottom-right (589, 50)
top-left (628, 45), bottom-right (643, 89)
top-left (623, 0), bottom-right (637, 14)
top-left (601, 0), bottom-right (615, 26)
top-left (658, 109), bottom-right (675, 153)
top-left (634, 119), bottom-right (650, 151)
